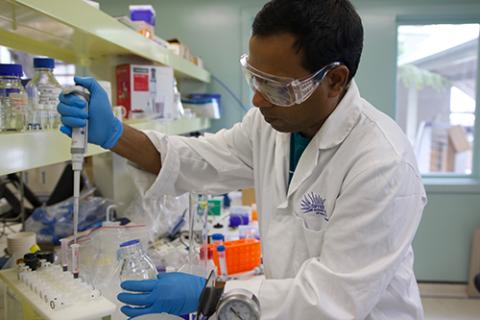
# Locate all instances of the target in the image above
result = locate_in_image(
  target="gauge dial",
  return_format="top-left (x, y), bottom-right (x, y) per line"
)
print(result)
top-left (218, 300), bottom-right (256, 320)
top-left (217, 289), bottom-right (260, 320)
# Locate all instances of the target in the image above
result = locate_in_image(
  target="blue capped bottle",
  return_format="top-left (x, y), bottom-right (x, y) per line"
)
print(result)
top-left (0, 64), bottom-right (27, 132)
top-left (26, 58), bottom-right (62, 130)
top-left (119, 239), bottom-right (158, 281)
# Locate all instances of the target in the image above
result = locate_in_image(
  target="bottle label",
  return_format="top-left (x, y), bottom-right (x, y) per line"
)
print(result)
top-left (2, 93), bottom-right (27, 131)
top-left (36, 84), bottom-right (61, 108)
top-left (9, 92), bottom-right (28, 110)
top-left (1, 87), bottom-right (27, 131)
top-left (28, 83), bottom-right (61, 129)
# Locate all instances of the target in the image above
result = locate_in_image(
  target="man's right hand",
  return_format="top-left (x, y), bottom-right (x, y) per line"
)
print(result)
top-left (57, 76), bottom-right (123, 150)
top-left (117, 272), bottom-right (206, 317)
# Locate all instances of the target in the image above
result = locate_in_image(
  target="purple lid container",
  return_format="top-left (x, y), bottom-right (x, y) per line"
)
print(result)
top-left (240, 213), bottom-right (250, 225)
top-left (229, 214), bottom-right (242, 228)
top-left (120, 239), bottom-right (140, 247)
top-left (130, 6), bottom-right (156, 26)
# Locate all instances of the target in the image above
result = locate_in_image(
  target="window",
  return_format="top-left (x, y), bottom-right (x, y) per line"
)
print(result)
top-left (396, 24), bottom-right (479, 175)
top-left (0, 47), bottom-right (13, 63)
top-left (52, 61), bottom-right (75, 87)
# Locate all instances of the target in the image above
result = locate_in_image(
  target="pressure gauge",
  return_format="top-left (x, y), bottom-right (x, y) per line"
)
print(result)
top-left (217, 288), bottom-right (261, 320)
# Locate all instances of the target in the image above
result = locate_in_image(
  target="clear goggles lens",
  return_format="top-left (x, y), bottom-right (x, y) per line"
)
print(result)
top-left (240, 54), bottom-right (341, 107)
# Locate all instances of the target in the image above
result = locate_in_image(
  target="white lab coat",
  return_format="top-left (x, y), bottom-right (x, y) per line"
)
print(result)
top-left (131, 81), bottom-right (426, 319)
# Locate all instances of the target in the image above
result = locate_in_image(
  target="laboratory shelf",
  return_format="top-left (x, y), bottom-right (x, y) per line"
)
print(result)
top-left (128, 116), bottom-right (211, 133)
top-left (0, 117), bottom-right (210, 176)
top-left (0, 0), bottom-right (210, 82)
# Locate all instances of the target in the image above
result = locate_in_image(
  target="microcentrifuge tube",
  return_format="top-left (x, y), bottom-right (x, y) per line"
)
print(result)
top-left (71, 243), bottom-right (80, 279)
top-left (217, 245), bottom-right (228, 277)
top-left (60, 238), bottom-right (69, 272)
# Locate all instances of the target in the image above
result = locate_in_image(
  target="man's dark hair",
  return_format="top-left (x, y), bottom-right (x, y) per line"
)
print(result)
top-left (252, 0), bottom-right (364, 81)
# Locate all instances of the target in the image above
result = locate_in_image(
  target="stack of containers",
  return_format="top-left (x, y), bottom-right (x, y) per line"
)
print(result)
top-left (7, 231), bottom-right (37, 263)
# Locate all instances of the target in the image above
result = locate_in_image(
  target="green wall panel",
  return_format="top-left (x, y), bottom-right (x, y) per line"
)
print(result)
top-left (414, 193), bottom-right (480, 282)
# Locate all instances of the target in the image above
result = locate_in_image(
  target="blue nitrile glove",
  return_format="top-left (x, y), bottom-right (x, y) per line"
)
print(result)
top-left (117, 272), bottom-right (206, 318)
top-left (57, 76), bottom-right (123, 149)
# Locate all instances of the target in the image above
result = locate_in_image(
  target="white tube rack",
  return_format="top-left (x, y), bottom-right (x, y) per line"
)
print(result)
top-left (0, 267), bottom-right (116, 320)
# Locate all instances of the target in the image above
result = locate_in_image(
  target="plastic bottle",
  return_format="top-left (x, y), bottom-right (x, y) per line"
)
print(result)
top-left (239, 225), bottom-right (258, 239)
top-left (0, 64), bottom-right (27, 132)
top-left (228, 191), bottom-right (242, 207)
top-left (230, 206), bottom-right (251, 225)
top-left (222, 193), bottom-right (231, 209)
top-left (211, 233), bottom-right (224, 246)
top-left (119, 239), bottom-right (158, 281)
top-left (225, 215), bottom-right (241, 241)
top-left (26, 58), bottom-right (62, 130)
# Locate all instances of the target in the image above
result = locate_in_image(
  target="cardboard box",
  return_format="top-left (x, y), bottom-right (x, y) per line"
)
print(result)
top-left (167, 38), bottom-right (194, 62)
top-left (242, 188), bottom-right (256, 206)
top-left (446, 125), bottom-right (471, 172)
top-left (116, 64), bottom-right (174, 119)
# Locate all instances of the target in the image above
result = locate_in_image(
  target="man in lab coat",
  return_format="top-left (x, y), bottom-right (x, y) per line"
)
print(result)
top-left (58, 0), bottom-right (426, 318)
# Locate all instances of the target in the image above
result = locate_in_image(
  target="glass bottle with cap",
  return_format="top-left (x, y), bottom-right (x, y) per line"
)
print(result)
top-left (26, 58), bottom-right (62, 130)
top-left (0, 64), bottom-right (27, 132)
top-left (119, 239), bottom-right (158, 281)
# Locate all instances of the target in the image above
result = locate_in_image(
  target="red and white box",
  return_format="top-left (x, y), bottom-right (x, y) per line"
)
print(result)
top-left (116, 64), bottom-right (174, 119)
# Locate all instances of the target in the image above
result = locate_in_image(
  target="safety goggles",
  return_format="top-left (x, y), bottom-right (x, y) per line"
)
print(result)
top-left (240, 54), bottom-right (341, 107)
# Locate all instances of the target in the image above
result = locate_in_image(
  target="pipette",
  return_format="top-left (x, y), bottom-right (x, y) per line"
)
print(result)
top-left (62, 86), bottom-right (90, 244)
top-left (199, 196), bottom-right (210, 277)
top-left (188, 193), bottom-right (196, 266)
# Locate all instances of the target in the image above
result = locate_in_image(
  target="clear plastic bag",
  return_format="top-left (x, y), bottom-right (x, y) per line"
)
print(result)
top-left (123, 193), bottom-right (189, 241)
top-left (25, 190), bottom-right (113, 245)
top-left (147, 239), bottom-right (188, 272)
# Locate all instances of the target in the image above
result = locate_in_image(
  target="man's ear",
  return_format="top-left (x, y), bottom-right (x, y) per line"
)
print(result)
top-left (326, 65), bottom-right (349, 98)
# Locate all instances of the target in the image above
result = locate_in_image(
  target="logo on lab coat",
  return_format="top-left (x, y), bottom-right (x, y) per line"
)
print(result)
top-left (300, 192), bottom-right (328, 221)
